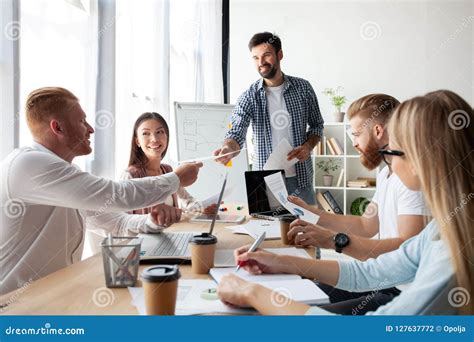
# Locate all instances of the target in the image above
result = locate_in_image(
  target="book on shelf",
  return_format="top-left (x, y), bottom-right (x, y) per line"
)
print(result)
top-left (317, 191), bottom-right (343, 215)
top-left (347, 180), bottom-right (370, 188)
top-left (356, 177), bottom-right (376, 186)
top-left (346, 177), bottom-right (377, 188)
top-left (314, 141), bottom-right (323, 155)
top-left (329, 137), bottom-right (344, 155)
top-left (316, 193), bottom-right (334, 214)
top-left (336, 169), bottom-right (345, 187)
top-left (326, 139), bottom-right (336, 155)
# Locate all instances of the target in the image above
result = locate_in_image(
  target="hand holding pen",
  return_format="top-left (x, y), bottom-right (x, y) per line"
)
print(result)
top-left (235, 232), bottom-right (266, 272)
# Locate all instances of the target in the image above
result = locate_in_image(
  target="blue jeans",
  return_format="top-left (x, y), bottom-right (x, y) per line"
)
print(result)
top-left (285, 177), bottom-right (316, 205)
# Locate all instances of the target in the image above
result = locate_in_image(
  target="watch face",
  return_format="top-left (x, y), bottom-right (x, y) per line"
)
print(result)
top-left (335, 233), bottom-right (349, 247)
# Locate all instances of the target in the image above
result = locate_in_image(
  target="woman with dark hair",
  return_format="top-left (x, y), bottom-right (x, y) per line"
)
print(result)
top-left (121, 112), bottom-right (217, 219)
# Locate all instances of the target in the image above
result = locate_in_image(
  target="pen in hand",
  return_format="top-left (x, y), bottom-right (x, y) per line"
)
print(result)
top-left (235, 231), bottom-right (266, 272)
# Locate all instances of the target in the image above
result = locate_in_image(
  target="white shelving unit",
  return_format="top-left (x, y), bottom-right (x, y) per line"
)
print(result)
top-left (313, 122), bottom-right (380, 215)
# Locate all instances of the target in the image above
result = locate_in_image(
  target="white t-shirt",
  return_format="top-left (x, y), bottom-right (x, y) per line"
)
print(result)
top-left (266, 82), bottom-right (296, 177)
top-left (371, 166), bottom-right (429, 239)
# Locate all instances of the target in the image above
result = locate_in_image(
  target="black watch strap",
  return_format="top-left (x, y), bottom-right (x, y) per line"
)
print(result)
top-left (334, 233), bottom-right (350, 254)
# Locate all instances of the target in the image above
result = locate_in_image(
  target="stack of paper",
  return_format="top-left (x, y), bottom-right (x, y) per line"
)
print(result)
top-left (129, 280), bottom-right (254, 316)
top-left (210, 268), bottom-right (329, 305)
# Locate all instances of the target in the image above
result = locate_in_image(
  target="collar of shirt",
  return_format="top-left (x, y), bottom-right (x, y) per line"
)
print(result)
top-left (31, 141), bottom-right (58, 156)
top-left (256, 73), bottom-right (293, 93)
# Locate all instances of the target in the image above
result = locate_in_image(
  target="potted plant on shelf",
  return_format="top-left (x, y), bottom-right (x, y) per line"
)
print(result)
top-left (323, 86), bottom-right (347, 122)
top-left (316, 158), bottom-right (341, 186)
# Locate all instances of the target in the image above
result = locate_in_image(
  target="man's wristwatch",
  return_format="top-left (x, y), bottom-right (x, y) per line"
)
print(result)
top-left (334, 233), bottom-right (350, 253)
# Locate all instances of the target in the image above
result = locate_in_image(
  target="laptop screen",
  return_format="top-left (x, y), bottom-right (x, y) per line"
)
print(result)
top-left (208, 173), bottom-right (227, 235)
top-left (244, 170), bottom-right (290, 216)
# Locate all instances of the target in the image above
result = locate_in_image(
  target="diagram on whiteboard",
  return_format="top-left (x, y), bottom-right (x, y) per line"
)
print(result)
top-left (175, 102), bottom-right (249, 203)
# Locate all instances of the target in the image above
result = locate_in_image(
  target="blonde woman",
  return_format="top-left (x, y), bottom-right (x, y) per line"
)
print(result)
top-left (217, 90), bottom-right (473, 315)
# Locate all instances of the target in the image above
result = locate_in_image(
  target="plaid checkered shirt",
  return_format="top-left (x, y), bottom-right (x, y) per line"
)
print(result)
top-left (225, 74), bottom-right (324, 189)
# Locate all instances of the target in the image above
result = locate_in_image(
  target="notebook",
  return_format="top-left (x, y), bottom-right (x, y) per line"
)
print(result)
top-left (210, 268), bottom-right (329, 305)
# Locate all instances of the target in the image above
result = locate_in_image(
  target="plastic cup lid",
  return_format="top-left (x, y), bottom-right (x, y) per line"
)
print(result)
top-left (141, 265), bottom-right (181, 282)
top-left (189, 233), bottom-right (217, 245)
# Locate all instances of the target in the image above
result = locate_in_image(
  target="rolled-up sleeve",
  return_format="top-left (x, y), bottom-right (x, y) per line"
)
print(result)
top-left (306, 82), bottom-right (324, 139)
top-left (335, 229), bottom-right (425, 292)
top-left (224, 92), bottom-right (253, 149)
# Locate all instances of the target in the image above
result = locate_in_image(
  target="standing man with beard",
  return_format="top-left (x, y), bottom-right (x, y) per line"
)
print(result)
top-left (214, 32), bottom-right (324, 205)
top-left (286, 94), bottom-right (429, 314)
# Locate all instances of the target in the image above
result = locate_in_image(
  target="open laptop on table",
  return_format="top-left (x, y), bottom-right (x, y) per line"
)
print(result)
top-left (138, 174), bottom-right (227, 262)
top-left (245, 170), bottom-right (290, 218)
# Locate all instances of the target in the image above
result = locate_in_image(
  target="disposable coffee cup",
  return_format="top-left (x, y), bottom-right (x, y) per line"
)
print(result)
top-left (141, 265), bottom-right (181, 315)
top-left (189, 233), bottom-right (217, 274)
top-left (279, 215), bottom-right (298, 245)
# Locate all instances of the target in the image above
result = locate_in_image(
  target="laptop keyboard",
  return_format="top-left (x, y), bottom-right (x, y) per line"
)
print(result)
top-left (150, 232), bottom-right (194, 256)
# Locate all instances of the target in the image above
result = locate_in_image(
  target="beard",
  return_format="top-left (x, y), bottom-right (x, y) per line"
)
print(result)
top-left (258, 63), bottom-right (278, 79)
top-left (358, 135), bottom-right (383, 170)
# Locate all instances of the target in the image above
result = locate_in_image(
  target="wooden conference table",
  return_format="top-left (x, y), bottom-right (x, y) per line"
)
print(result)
top-left (0, 209), bottom-right (318, 315)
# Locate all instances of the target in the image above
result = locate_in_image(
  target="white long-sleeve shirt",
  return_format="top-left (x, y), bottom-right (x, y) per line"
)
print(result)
top-left (306, 220), bottom-right (457, 315)
top-left (0, 143), bottom-right (180, 295)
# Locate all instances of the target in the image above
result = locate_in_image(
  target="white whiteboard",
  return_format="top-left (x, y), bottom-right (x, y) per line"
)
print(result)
top-left (174, 102), bottom-right (249, 204)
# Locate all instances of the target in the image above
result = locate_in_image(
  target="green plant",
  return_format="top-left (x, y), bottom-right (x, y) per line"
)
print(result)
top-left (316, 158), bottom-right (341, 175)
top-left (351, 197), bottom-right (370, 216)
top-left (323, 86), bottom-right (347, 112)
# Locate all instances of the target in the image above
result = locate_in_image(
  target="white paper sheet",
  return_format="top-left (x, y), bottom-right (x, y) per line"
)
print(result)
top-left (225, 220), bottom-right (281, 240)
top-left (209, 268), bottom-right (329, 305)
top-left (263, 173), bottom-right (320, 224)
top-left (128, 279), bottom-right (253, 315)
top-left (210, 267), bottom-right (301, 283)
top-left (214, 247), bottom-right (313, 267)
top-left (178, 148), bottom-right (247, 164)
top-left (263, 138), bottom-right (298, 176)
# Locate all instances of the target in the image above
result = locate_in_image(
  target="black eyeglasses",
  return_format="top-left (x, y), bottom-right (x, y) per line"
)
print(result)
top-left (378, 148), bottom-right (405, 166)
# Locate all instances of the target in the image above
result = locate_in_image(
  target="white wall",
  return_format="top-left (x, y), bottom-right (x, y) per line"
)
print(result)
top-left (230, 0), bottom-right (473, 122)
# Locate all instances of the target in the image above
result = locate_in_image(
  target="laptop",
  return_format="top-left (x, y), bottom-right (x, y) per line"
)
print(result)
top-left (138, 174), bottom-right (228, 262)
top-left (244, 170), bottom-right (290, 217)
